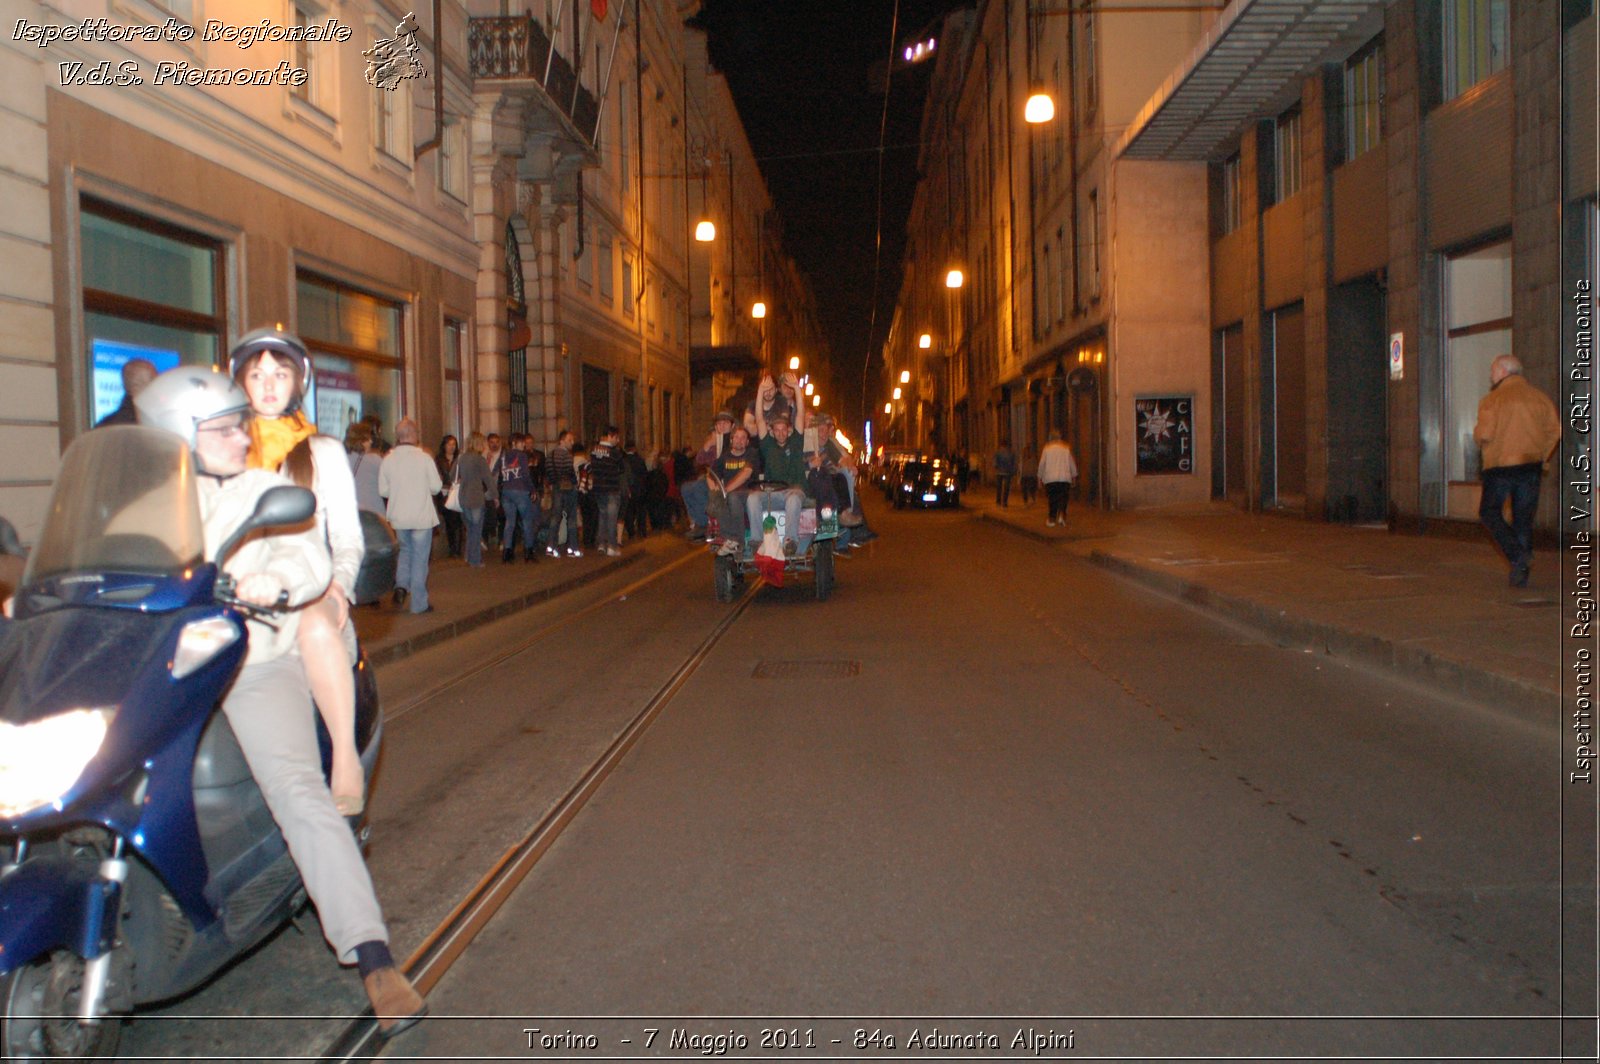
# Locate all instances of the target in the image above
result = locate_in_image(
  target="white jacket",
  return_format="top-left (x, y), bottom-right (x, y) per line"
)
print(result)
top-left (305, 435), bottom-right (364, 597)
top-left (1038, 440), bottom-right (1078, 484)
top-left (379, 444), bottom-right (442, 530)
top-left (199, 470), bottom-right (332, 666)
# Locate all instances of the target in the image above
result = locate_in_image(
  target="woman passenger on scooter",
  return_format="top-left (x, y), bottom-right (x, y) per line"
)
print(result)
top-left (230, 327), bottom-right (367, 816)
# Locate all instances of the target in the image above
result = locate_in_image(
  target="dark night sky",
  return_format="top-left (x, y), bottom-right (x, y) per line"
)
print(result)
top-left (691, 0), bottom-right (965, 429)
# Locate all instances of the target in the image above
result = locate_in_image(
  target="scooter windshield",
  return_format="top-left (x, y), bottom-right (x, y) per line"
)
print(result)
top-left (25, 426), bottom-right (205, 584)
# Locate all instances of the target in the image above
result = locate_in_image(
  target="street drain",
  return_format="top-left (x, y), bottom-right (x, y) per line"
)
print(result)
top-left (752, 659), bottom-right (861, 679)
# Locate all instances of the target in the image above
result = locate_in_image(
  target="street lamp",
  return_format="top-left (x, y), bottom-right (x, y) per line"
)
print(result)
top-left (900, 370), bottom-right (911, 384)
top-left (751, 301), bottom-right (767, 319)
top-left (945, 268), bottom-right (964, 289)
top-left (919, 333), bottom-right (932, 349)
top-left (1024, 88), bottom-right (1055, 124)
top-left (694, 218), bottom-right (716, 242)
top-left (788, 355), bottom-right (800, 371)
top-left (804, 382), bottom-right (814, 396)
top-left (884, 402), bottom-right (892, 414)
top-left (893, 387), bottom-right (903, 400)
top-left (812, 394), bottom-right (820, 407)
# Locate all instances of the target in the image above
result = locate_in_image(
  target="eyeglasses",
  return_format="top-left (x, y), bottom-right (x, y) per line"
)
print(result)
top-left (197, 423), bottom-right (250, 439)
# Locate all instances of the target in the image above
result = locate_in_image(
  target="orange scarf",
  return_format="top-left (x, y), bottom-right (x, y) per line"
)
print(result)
top-left (248, 411), bottom-right (316, 472)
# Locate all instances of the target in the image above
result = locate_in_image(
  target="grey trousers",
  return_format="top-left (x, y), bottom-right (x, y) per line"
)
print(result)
top-left (222, 654), bottom-right (389, 963)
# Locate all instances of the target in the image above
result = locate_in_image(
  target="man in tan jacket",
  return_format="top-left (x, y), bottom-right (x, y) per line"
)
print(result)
top-left (1473, 354), bottom-right (1562, 587)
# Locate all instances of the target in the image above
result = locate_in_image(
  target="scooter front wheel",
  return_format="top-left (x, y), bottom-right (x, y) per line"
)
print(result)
top-left (1, 952), bottom-right (124, 1060)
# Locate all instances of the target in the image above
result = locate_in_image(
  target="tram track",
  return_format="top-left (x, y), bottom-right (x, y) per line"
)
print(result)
top-left (320, 571), bottom-right (763, 1061)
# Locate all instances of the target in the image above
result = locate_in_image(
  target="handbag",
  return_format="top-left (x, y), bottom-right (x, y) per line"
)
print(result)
top-left (444, 478), bottom-right (462, 512)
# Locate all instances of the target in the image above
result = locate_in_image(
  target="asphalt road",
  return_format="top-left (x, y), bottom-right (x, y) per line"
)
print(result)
top-left (117, 505), bottom-right (1577, 1061)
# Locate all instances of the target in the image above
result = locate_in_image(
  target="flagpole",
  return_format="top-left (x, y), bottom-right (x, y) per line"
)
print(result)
top-left (591, 1), bottom-right (627, 132)
top-left (543, 0), bottom-right (573, 86)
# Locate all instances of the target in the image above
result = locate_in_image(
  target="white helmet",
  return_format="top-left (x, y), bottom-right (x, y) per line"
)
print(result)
top-left (135, 366), bottom-right (252, 451)
top-left (228, 326), bottom-right (313, 415)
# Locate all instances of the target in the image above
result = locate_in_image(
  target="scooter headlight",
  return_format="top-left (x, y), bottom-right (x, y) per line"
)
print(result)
top-left (0, 707), bottom-right (115, 819)
top-left (171, 616), bottom-right (242, 679)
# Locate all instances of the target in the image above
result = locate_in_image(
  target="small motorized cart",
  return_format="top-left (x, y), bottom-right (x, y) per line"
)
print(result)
top-left (711, 494), bottom-right (840, 602)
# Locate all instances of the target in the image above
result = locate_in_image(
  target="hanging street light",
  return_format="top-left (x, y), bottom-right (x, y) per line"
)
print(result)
top-left (1024, 88), bottom-right (1056, 124)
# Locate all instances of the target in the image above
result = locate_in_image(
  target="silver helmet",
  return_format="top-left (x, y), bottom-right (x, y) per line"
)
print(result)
top-left (227, 326), bottom-right (313, 414)
top-left (135, 366), bottom-right (252, 450)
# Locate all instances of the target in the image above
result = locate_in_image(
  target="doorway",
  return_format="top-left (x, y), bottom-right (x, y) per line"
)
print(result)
top-left (1325, 278), bottom-right (1388, 522)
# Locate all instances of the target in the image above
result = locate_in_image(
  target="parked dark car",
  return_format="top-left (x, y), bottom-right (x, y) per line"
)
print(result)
top-left (890, 459), bottom-right (961, 509)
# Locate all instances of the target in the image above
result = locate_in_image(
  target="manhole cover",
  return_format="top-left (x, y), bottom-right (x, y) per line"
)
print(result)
top-left (752, 659), bottom-right (861, 679)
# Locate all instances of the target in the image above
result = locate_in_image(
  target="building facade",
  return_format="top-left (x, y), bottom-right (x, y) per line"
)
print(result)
top-left (889, 0), bottom-right (1596, 534)
top-left (0, 0), bottom-right (803, 543)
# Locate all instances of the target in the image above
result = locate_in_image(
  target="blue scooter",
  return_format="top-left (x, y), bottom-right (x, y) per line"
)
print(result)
top-left (0, 426), bottom-right (383, 1059)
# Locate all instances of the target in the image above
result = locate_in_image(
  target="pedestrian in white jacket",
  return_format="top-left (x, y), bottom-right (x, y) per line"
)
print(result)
top-left (380, 418), bottom-right (442, 613)
top-left (1038, 430), bottom-right (1079, 527)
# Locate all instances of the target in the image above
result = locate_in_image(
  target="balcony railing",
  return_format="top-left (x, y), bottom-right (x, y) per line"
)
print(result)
top-left (469, 16), bottom-right (600, 146)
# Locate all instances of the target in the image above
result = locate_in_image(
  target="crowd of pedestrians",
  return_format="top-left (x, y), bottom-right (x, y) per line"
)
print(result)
top-left (412, 423), bottom-right (702, 575)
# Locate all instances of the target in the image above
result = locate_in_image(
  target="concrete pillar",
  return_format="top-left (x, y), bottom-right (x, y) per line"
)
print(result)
top-left (1383, 0), bottom-right (1435, 525)
top-left (1302, 69), bottom-right (1333, 519)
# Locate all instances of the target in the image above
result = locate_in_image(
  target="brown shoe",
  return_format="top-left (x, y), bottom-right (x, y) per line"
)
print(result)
top-left (363, 966), bottom-right (427, 1039)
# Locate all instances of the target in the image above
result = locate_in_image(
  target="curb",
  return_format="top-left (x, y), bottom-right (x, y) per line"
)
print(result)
top-left (974, 509), bottom-right (1059, 545)
top-left (362, 551), bottom-right (644, 667)
top-left (1085, 549), bottom-right (1558, 727)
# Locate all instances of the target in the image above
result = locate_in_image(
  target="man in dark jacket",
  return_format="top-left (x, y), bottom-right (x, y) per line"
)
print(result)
top-left (493, 434), bottom-right (539, 563)
top-left (588, 426), bottom-right (626, 557)
top-left (622, 440), bottom-right (650, 540)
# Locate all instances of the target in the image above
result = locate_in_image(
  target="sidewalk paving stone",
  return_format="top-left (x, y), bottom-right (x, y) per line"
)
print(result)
top-left (966, 493), bottom-right (1564, 725)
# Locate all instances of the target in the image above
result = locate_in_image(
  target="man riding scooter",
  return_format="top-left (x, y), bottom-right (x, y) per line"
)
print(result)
top-left (135, 367), bottom-right (426, 1038)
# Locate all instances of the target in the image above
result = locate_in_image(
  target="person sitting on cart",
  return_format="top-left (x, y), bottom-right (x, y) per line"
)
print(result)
top-left (711, 426), bottom-right (762, 555)
top-left (749, 405), bottom-right (808, 556)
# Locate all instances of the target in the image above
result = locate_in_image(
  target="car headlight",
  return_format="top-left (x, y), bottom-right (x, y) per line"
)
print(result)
top-left (171, 616), bottom-right (242, 679)
top-left (0, 707), bottom-right (115, 819)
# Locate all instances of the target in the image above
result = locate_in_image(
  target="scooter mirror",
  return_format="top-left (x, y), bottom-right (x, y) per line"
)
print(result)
top-left (212, 485), bottom-right (317, 564)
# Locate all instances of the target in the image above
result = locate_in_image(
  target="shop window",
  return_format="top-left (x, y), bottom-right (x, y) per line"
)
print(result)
top-left (1443, 0), bottom-right (1509, 101)
top-left (1344, 38), bottom-right (1384, 162)
top-left (80, 199), bottom-right (224, 423)
top-left (1273, 108), bottom-right (1302, 203)
top-left (297, 272), bottom-right (404, 443)
top-left (1443, 240), bottom-right (1512, 483)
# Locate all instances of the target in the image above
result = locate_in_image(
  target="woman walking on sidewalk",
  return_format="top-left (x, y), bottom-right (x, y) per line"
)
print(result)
top-left (456, 432), bottom-right (496, 567)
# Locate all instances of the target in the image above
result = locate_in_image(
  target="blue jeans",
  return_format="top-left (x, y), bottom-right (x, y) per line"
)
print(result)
top-left (681, 476), bottom-right (709, 528)
top-left (551, 488), bottom-right (579, 549)
top-left (463, 506), bottom-right (486, 565)
top-left (1479, 462), bottom-right (1542, 566)
top-left (501, 490), bottom-right (540, 556)
top-left (395, 527), bottom-right (433, 613)
top-left (595, 492), bottom-right (622, 548)
top-left (748, 487), bottom-right (804, 544)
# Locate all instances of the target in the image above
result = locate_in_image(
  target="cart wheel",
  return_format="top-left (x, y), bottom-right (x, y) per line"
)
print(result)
top-left (714, 553), bottom-right (737, 602)
top-left (813, 540), bottom-right (834, 601)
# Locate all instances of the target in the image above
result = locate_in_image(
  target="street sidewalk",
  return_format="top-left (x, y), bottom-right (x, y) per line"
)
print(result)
top-left (352, 531), bottom-right (694, 666)
top-left (964, 488), bottom-right (1563, 724)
